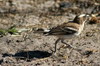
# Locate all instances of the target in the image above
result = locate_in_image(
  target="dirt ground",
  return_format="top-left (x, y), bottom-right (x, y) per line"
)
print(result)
top-left (0, 0), bottom-right (100, 66)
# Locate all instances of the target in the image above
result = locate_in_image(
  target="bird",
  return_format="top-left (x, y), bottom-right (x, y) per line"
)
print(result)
top-left (36, 14), bottom-right (89, 53)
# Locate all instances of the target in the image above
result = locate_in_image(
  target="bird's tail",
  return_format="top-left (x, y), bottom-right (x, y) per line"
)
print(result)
top-left (34, 28), bottom-right (50, 35)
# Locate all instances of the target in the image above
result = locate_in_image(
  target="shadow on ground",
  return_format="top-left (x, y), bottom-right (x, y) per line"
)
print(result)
top-left (2, 50), bottom-right (52, 62)
top-left (14, 50), bottom-right (52, 59)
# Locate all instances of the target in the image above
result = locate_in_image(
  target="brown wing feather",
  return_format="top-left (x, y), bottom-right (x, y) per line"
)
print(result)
top-left (48, 22), bottom-right (79, 35)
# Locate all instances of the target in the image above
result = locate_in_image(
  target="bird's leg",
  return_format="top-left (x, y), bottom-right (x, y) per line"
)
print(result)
top-left (53, 38), bottom-right (61, 53)
top-left (61, 39), bottom-right (72, 49)
top-left (61, 39), bottom-right (82, 53)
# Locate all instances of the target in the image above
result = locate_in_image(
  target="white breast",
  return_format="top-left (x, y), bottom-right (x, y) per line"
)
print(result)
top-left (75, 23), bottom-right (85, 36)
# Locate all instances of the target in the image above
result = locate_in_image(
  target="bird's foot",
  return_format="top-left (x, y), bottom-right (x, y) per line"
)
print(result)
top-left (63, 43), bottom-right (82, 54)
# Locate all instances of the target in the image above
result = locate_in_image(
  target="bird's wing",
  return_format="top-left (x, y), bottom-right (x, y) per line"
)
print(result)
top-left (48, 23), bottom-right (79, 35)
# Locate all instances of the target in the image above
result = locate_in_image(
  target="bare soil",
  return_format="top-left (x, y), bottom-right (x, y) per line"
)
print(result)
top-left (0, 0), bottom-right (100, 66)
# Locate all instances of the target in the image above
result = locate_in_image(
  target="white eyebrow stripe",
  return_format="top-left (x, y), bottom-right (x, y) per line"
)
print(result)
top-left (79, 14), bottom-right (86, 17)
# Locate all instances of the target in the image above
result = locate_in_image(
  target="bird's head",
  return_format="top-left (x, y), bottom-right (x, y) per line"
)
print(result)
top-left (73, 14), bottom-right (89, 24)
